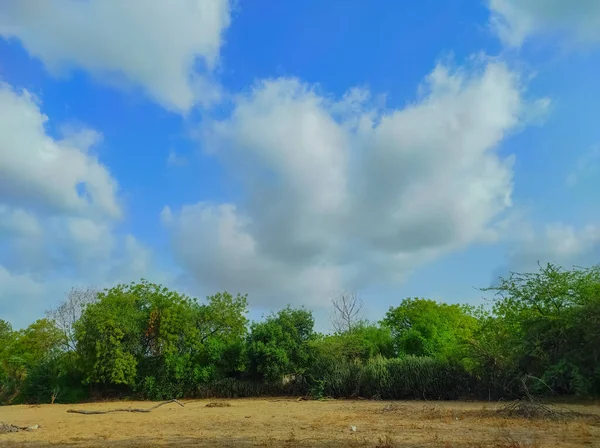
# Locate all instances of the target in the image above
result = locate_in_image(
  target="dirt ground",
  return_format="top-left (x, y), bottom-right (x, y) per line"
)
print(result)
top-left (1, 398), bottom-right (599, 447)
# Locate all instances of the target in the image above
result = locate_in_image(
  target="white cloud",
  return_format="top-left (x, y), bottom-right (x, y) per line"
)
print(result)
top-left (0, 231), bottom-right (159, 328)
top-left (165, 59), bottom-right (540, 308)
top-left (0, 266), bottom-right (48, 326)
top-left (0, 81), bottom-right (159, 328)
top-left (0, 0), bottom-right (231, 112)
top-left (0, 206), bottom-right (41, 238)
top-left (162, 203), bottom-right (343, 307)
top-left (488, 0), bottom-right (600, 46)
top-left (0, 83), bottom-right (121, 218)
top-left (505, 222), bottom-right (600, 271)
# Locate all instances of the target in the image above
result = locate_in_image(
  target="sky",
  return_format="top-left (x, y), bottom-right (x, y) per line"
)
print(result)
top-left (1, 0), bottom-right (600, 331)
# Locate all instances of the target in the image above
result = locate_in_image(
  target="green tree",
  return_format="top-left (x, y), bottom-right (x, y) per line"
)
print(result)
top-left (75, 283), bottom-right (148, 386)
top-left (0, 319), bottom-right (15, 401)
top-left (74, 280), bottom-right (248, 398)
top-left (382, 298), bottom-right (479, 362)
top-left (481, 263), bottom-right (600, 395)
top-left (247, 307), bottom-right (315, 381)
top-left (0, 319), bottom-right (12, 341)
top-left (0, 319), bottom-right (64, 403)
top-left (311, 323), bottom-right (395, 364)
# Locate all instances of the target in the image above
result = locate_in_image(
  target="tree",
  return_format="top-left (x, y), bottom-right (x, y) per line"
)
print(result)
top-left (0, 319), bottom-right (63, 403)
top-left (0, 319), bottom-right (11, 337)
top-left (480, 263), bottom-right (600, 395)
top-left (0, 320), bottom-right (15, 401)
top-left (247, 307), bottom-right (315, 381)
top-left (311, 323), bottom-right (395, 363)
top-left (45, 287), bottom-right (99, 352)
top-left (330, 291), bottom-right (364, 333)
top-left (382, 297), bottom-right (479, 361)
top-left (74, 279), bottom-right (249, 398)
top-left (185, 291), bottom-right (249, 383)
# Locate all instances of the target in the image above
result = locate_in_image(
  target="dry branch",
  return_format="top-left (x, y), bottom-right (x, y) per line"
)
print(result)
top-left (330, 291), bottom-right (364, 333)
top-left (66, 399), bottom-right (184, 415)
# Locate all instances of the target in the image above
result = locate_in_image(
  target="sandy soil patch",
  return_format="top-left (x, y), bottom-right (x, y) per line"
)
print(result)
top-left (1, 398), bottom-right (599, 447)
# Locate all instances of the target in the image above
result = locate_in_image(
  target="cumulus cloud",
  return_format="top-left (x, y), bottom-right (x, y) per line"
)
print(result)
top-left (0, 83), bottom-right (120, 218)
top-left (0, 82), bottom-right (158, 328)
top-left (0, 0), bottom-right (231, 112)
top-left (162, 203), bottom-right (343, 305)
top-left (488, 0), bottom-right (600, 46)
top-left (0, 231), bottom-right (157, 329)
top-left (494, 222), bottom-right (600, 281)
top-left (164, 59), bottom-right (543, 308)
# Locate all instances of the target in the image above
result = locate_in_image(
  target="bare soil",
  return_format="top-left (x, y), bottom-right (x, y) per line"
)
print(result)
top-left (1, 398), bottom-right (599, 447)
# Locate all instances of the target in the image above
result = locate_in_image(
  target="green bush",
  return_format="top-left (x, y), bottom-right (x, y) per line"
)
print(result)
top-left (309, 355), bottom-right (472, 400)
top-left (194, 378), bottom-right (306, 398)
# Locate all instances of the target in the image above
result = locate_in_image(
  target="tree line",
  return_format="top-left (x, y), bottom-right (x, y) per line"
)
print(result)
top-left (1, 263), bottom-right (599, 404)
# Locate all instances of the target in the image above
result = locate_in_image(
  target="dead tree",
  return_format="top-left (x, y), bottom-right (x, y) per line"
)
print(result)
top-left (45, 287), bottom-right (99, 352)
top-left (330, 291), bottom-right (364, 333)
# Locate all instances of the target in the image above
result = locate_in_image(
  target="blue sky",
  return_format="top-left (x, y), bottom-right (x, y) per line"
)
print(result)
top-left (1, 0), bottom-right (599, 330)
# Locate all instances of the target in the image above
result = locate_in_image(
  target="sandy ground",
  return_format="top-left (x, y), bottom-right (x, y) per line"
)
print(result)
top-left (1, 398), bottom-right (600, 447)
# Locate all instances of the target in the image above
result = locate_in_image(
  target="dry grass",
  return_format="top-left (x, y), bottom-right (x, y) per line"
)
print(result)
top-left (0, 398), bottom-right (599, 447)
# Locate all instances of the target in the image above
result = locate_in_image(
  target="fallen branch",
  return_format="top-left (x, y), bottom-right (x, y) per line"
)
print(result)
top-left (67, 399), bottom-right (184, 415)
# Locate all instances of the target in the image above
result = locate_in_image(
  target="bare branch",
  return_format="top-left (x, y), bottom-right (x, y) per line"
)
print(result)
top-left (45, 287), bottom-right (99, 352)
top-left (330, 291), bottom-right (364, 333)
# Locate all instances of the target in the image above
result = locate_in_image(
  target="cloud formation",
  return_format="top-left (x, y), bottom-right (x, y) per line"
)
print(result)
top-left (491, 222), bottom-right (600, 284)
top-left (0, 82), bottom-right (156, 327)
top-left (0, 0), bottom-right (231, 112)
top-left (0, 84), bottom-right (120, 218)
top-left (164, 59), bottom-right (544, 308)
top-left (488, 0), bottom-right (600, 46)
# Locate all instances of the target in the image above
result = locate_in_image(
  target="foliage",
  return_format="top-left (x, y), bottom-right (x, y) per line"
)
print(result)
top-left (194, 378), bottom-right (306, 398)
top-left (382, 297), bottom-right (479, 362)
top-left (311, 323), bottom-right (395, 365)
top-left (246, 306), bottom-right (315, 381)
top-left (0, 319), bottom-right (11, 341)
top-left (308, 355), bottom-right (471, 400)
top-left (2, 263), bottom-right (600, 403)
top-left (0, 319), bottom-right (64, 403)
top-left (74, 280), bottom-right (248, 399)
top-left (479, 263), bottom-right (600, 396)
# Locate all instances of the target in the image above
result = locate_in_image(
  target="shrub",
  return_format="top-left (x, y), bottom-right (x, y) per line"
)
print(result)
top-left (194, 378), bottom-right (306, 398)
top-left (309, 355), bottom-right (472, 400)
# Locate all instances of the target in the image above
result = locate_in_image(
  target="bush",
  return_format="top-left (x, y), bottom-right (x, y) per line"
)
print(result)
top-left (19, 354), bottom-right (88, 404)
top-left (309, 355), bottom-right (472, 400)
top-left (194, 378), bottom-right (307, 398)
